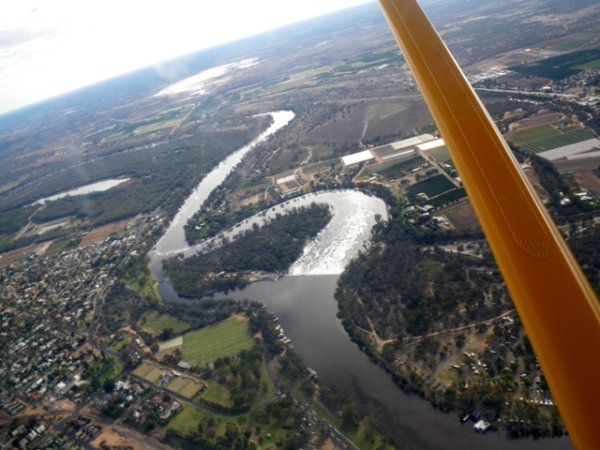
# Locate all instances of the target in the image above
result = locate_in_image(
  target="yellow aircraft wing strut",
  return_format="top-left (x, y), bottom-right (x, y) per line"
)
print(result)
top-left (378, 1), bottom-right (600, 448)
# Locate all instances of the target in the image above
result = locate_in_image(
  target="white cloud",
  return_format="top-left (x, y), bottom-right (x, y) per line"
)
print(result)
top-left (0, 0), bottom-right (375, 115)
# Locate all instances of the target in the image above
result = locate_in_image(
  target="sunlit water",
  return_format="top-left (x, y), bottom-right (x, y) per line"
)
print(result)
top-left (32, 178), bottom-right (130, 205)
top-left (151, 110), bottom-right (295, 257)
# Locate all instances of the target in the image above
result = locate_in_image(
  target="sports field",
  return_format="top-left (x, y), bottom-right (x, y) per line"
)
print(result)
top-left (133, 361), bottom-right (165, 384)
top-left (407, 175), bottom-right (455, 199)
top-left (364, 154), bottom-right (426, 179)
top-left (133, 361), bottom-right (203, 399)
top-left (182, 317), bottom-right (254, 366)
top-left (166, 376), bottom-right (203, 399)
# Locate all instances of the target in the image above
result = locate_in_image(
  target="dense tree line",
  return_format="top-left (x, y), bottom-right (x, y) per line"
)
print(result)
top-left (208, 347), bottom-right (266, 411)
top-left (569, 225), bottom-right (600, 292)
top-left (336, 195), bottom-right (507, 338)
top-left (165, 204), bottom-right (332, 298)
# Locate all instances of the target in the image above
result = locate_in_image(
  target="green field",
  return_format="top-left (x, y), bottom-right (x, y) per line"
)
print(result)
top-left (140, 311), bottom-right (191, 336)
top-left (200, 381), bottom-right (233, 408)
top-left (519, 128), bottom-right (596, 154)
top-left (133, 118), bottom-right (180, 135)
top-left (83, 356), bottom-right (123, 385)
top-left (101, 131), bottom-right (129, 144)
top-left (505, 124), bottom-right (561, 146)
top-left (126, 270), bottom-right (160, 301)
top-left (45, 238), bottom-right (81, 257)
top-left (182, 317), bottom-right (254, 366)
top-left (109, 334), bottom-right (131, 351)
top-left (552, 39), bottom-right (588, 51)
top-left (365, 154), bottom-right (425, 179)
top-left (579, 59), bottom-right (600, 70)
top-left (509, 48), bottom-right (600, 80)
top-left (167, 404), bottom-right (217, 436)
top-left (407, 175), bottom-right (456, 199)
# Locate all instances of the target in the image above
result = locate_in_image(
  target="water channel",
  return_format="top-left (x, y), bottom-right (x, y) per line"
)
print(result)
top-left (148, 111), bottom-right (573, 450)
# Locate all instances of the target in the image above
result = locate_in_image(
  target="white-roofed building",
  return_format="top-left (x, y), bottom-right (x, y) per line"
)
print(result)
top-left (390, 133), bottom-right (436, 150)
top-left (417, 138), bottom-right (445, 151)
top-left (276, 174), bottom-right (295, 184)
top-left (341, 150), bottom-right (375, 167)
top-left (538, 138), bottom-right (600, 161)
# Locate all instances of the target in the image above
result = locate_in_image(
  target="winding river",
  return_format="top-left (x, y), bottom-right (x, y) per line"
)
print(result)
top-left (148, 111), bottom-right (572, 450)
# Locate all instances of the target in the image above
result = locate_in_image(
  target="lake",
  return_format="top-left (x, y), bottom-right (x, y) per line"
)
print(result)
top-left (32, 177), bottom-right (130, 205)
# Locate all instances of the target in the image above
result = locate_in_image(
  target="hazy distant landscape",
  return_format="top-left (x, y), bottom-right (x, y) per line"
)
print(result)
top-left (1, 0), bottom-right (599, 448)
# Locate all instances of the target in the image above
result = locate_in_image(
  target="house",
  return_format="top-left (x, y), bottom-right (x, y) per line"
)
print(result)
top-left (473, 419), bottom-right (491, 433)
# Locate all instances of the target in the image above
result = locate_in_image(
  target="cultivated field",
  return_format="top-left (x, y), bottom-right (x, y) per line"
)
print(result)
top-left (182, 317), bottom-right (254, 366)
top-left (505, 124), bottom-right (561, 147)
top-left (509, 48), bottom-right (600, 80)
top-left (507, 127), bottom-right (596, 154)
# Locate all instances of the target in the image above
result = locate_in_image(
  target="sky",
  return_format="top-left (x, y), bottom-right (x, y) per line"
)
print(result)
top-left (0, 0), bottom-right (375, 115)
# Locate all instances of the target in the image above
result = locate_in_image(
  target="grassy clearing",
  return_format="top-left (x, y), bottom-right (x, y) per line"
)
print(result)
top-left (45, 238), bottom-right (81, 257)
top-left (101, 131), bottom-right (129, 144)
top-left (578, 59), bottom-right (600, 70)
top-left (168, 404), bottom-right (211, 436)
top-left (552, 38), bottom-right (588, 51)
top-left (126, 270), bottom-right (160, 302)
top-left (140, 311), bottom-right (190, 336)
top-left (182, 317), bottom-right (254, 366)
top-left (84, 356), bottom-right (122, 384)
top-left (347, 425), bottom-right (396, 450)
top-left (407, 175), bottom-right (455, 198)
top-left (109, 334), bottom-right (131, 351)
top-left (133, 119), bottom-right (180, 135)
top-left (200, 381), bottom-right (233, 408)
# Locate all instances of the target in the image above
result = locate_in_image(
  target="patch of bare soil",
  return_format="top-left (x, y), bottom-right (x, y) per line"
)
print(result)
top-left (573, 170), bottom-right (600, 200)
top-left (438, 198), bottom-right (480, 230)
top-left (92, 426), bottom-right (143, 450)
top-left (80, 219), bottom-right (132, 247)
